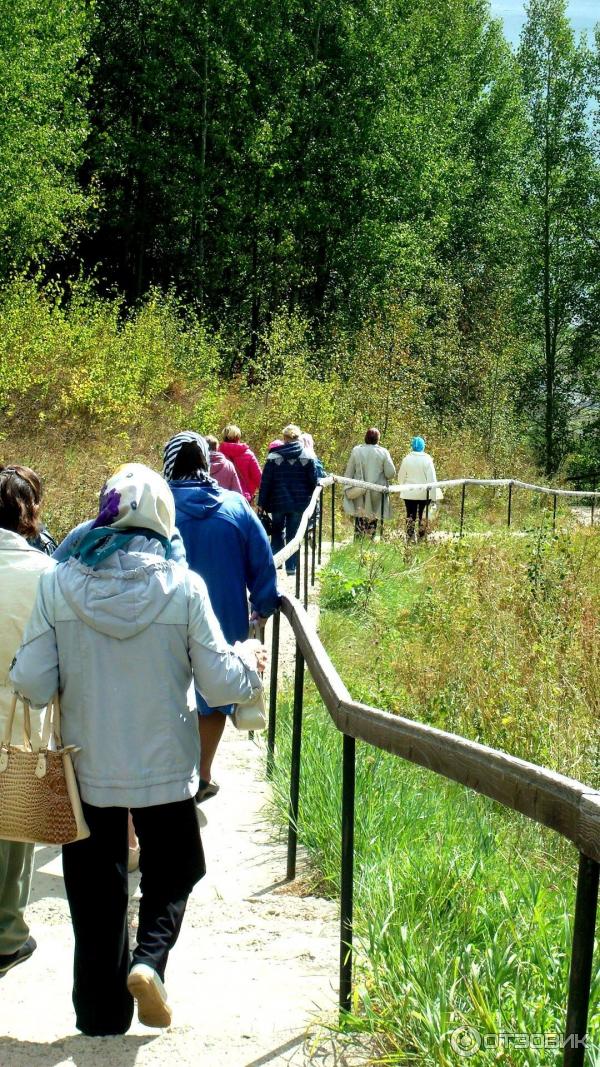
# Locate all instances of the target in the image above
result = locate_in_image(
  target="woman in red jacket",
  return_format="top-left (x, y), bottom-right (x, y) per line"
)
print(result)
top-left (219, 424), bottom-right (262, 504)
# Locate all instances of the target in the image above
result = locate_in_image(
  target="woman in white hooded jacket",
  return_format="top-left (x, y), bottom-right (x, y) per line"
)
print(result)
top-left (11, 463), bottom-right (266, 1037)
top-left (398, 436), bottom-right (443, 541)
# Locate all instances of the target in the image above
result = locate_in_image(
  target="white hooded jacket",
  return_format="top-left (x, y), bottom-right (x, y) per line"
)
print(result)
top-left (10, 538), bottom-right (262, 807)
top-left (398, 451), bottom-right (443, 501)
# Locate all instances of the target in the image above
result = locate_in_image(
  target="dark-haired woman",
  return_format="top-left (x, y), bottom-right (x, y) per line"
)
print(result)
top-left (342, 428), bottom-right (396, 538)
top-left (0, 465), bottom-right (57, 555)
top-left (0, 466), bottom-right (55, 975)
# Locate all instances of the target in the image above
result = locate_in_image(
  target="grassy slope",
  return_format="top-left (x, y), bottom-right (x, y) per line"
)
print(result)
top-left (270, 531), bottom-right (600, 1065)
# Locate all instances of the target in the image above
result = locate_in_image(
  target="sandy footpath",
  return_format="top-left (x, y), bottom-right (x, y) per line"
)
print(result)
top-left (0, 550), bottom-right (373, 1067)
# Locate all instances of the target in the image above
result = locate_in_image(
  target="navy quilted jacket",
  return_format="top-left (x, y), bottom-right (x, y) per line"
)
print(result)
top-left (258, 441), bottom-right (318, 514)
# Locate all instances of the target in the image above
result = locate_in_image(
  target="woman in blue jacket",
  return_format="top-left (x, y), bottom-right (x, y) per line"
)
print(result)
top-left (164, 431), bottom-right (280, 799)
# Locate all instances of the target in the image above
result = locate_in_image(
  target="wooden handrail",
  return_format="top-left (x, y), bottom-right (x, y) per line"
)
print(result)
top-left (279, 593), bottom-right (600, 862)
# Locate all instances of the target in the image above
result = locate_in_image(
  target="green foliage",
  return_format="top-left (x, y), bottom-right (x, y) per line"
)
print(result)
top-left (0, 0), bottom-right (91, 274)
top-left (0, 278), bottom-right (221, 428)
top-left (517, 0), bottom-right (600, 474)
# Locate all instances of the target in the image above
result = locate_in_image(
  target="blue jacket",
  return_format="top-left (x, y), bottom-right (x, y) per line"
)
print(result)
top-left (258, 441), bottom-right (318, 515)
top-left (170, 482), bottom-right (279, 645)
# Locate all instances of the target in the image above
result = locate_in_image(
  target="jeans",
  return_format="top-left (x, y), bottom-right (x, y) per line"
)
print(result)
top-left (62, 798), bottom-right (205, 1036)
top-left (271, 511), bottom-right (303, 574)
top-left (0, 840), bottom-right (34, 955)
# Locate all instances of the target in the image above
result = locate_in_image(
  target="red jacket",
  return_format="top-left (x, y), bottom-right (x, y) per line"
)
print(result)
top-left (219, 441), bottom-right (262, 502)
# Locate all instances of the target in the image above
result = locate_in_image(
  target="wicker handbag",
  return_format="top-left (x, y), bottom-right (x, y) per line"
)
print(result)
top-left (0, 693), bottom-right (89, 845)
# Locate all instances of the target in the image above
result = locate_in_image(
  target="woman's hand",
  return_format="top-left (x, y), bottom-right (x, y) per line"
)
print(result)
top-left (240, 638), bottom-right (268, 674)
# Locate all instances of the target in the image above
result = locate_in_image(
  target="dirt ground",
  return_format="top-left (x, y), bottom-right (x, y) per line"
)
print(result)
top-left (0, 548), bottom-right (375, 1067)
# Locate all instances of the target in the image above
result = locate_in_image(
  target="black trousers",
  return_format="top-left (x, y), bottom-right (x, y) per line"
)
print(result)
top-left (62, 798), bottom-right (205, 1036)
top-left (404, 499), bottom-right (427, 538)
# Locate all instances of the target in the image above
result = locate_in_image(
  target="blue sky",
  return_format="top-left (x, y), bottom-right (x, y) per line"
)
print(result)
top-left (491, 1), bottom-right (598, 45)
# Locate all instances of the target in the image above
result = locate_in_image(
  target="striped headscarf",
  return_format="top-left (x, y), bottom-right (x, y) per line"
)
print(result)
top-left (163, 431), bottom-right (217, 485)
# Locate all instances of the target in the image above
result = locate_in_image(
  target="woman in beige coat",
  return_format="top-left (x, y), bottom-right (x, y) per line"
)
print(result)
top-left (0, 465), bottom-right (55, 975)
top-left (342, 427), bottom-right (396, 538)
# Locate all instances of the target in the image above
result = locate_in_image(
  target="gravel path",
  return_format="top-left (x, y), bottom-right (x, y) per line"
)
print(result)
top-left (0, 544), bottom-right (373, 1067)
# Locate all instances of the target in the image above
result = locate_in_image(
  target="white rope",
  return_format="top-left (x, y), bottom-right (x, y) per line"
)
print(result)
top-left (332, 474), bottom-right (600, 500)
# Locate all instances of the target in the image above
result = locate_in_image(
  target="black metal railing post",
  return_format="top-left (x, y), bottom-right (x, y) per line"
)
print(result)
top-left (380, 490), bottom-right (385, 540)
top-left (311, 515), bottom-right (316, 586)
top-left (266, 609), bottom-right (280, 779)
top-left (425, 487), bottom-right (430, 541)
top-left (286, 641), bottom-right (305, 881)
top-left (340, 733), bottom-right (356, 1016)
top-left (303, 526), bottom-right (309, 609)
top-left (318, 490), bottom-right (324, 563)
top-left (295, 548), bottom-right (301, 599)
top-left (459, 483), bottom-right (466, 538)
top-left (563, 853), bottom-right (599, 1066)
top-left (332, 482), bottom-right (336, 550)
top-left (553, 493), bottom-right (558, 532)
top-left (507, 482), bottom-right (513, 528)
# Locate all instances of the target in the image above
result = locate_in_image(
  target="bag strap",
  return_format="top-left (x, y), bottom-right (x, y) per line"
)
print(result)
top-left (47, 692), bottom-right (63, 749)
top-left (1, 693), bottom-right (34, 750)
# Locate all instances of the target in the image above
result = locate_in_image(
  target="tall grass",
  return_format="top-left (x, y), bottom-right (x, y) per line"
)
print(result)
top-left (269, 531), bottom-right (600, 1064)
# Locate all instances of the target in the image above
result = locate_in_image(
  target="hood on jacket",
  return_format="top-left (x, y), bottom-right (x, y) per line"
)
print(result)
top-left (57, 538), bottom-right (180, 639)
top-left (220, 441), bottom-right (252, 459)
top-left (268, 440), bottom-right (305, 461)
top-left (170, 480), bottom-right (225, 521)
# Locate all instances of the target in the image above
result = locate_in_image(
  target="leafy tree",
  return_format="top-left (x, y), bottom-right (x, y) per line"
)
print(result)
top-left (517, 0), bottom-right (600, 474)
top-left (0, 0), bottom-right (90, 276)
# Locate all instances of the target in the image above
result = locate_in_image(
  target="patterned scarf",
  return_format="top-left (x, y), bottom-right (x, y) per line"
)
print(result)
top-left (163, 431), bottom-right (217, 485)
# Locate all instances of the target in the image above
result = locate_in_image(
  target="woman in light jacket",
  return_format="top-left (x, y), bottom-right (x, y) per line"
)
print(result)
top-left (342, 427), bottom-right (396, 538)
top-left (398, 436), bottom-right (443, 541)
top-left (0, 466), bottom-right (55, 977)
top-left (11, 464), bottom-right (266, 1037)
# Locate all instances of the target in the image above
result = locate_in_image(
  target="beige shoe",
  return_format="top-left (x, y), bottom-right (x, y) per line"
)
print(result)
top-left (127, 964), bottom-right (172, 1028)
top-left (126, 964), bottom-right (170, 1028)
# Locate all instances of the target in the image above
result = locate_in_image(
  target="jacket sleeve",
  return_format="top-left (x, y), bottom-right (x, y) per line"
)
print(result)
top-left (10, 573), bottom-right (60, 708)
top-left (398, 457), bottom-right (409, 484)
top-left (383, 450), bottom-right (396, 480)
top-left (244, 510), bottom-right (280, 619)
top-left (246, 451), bottom-right (262, 498)
top-left (257, 456), bottom-right (273, 511)
top-left (344, 449), bottom-right (356, 479)
top-left (187, 573), bottom-right (263, 708)
top-left (305, 458), bottom-right (318, 493)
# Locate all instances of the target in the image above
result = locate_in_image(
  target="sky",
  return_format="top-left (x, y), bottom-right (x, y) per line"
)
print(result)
top-left (491, 1), bottom-right (598, 45)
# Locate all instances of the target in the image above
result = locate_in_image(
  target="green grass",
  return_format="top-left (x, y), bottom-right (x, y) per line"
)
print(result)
top-left (268, 530), bottom-right (600, 1064)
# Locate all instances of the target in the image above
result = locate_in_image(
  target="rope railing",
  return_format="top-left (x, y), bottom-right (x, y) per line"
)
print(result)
top-left (264, 477), bottom-right (599, 1066)
top-left (332, 473), bottom-right (600, 499)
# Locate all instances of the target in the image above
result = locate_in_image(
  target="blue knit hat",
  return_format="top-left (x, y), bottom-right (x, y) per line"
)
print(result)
top-left (411, 436), bottom-right (425, 452)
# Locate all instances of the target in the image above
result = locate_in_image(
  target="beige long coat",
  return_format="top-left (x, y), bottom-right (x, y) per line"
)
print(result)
top-left (342, 443), bottom-right (396, 520)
